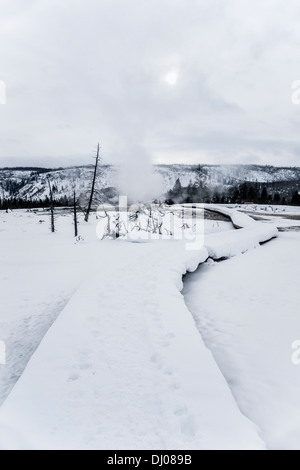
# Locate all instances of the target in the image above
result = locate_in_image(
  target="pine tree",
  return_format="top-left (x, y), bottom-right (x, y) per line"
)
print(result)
top-left (173, 178), bottom-right (183, 197)
top-left (273, 193), bottom-right (281, 205)
top-left (260, 187), bottom-right (268, 203)
top-left (291, 190), bottom-right (300, 206)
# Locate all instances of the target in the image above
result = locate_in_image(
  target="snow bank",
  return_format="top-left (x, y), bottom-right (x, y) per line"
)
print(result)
top-left (0, 239), bottom-right (265, 450)
top-left (0, 206), bottom-right (276, 450)
top-left (183, 232), bottom-right (300, 450)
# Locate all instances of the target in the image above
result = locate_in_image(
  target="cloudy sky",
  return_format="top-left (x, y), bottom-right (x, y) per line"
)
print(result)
top-left (1, 0), bottom-right (300, 168)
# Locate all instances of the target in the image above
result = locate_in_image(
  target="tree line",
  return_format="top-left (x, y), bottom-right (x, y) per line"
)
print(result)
top-left (0, 195), bottom-right (71, 210)
top-left (1, 162), bottom-right (300, 213)
top-left (165, 179), bottom-right (300, 206)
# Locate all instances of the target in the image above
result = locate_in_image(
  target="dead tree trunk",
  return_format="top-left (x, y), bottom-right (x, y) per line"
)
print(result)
top-left (85, 143), bottom-right (100, 222)
top-left (115, 213), bottom-right (120, 239)
top-left (47, 177), bottom-right (55, 233)
top-left (74, 190), bottom-right (78, 237)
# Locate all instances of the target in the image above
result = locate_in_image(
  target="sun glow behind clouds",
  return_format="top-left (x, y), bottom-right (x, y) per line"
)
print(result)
top-left (164, 69), bottom-right (179, 85)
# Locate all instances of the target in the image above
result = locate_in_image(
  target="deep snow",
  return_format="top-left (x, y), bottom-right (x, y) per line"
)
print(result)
top-left (0, 205), bottom-right (276, 450)
top-left (183, 230), bottom-right (300, 450)
top-left (0, 204), bottom-right (291, 449)
top-left (0, 238), bottom-right (266, 450)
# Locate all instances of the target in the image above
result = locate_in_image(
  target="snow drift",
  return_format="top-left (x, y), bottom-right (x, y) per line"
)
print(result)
top-left (0, 207), bottom-right (277, 450)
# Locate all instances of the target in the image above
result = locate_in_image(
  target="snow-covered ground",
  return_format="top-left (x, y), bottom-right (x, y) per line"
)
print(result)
top-left (0, 204), bottom-right (294, 449)
top-left (0, 210), bottom-right (104, 406)
top-left (228, 204), bottom-right (300, 231)
top-left (183, 206), bottom-right (300, 450)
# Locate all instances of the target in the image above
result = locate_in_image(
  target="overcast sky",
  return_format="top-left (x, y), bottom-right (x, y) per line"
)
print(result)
top-left (1, 0), bottom-right (300, 168)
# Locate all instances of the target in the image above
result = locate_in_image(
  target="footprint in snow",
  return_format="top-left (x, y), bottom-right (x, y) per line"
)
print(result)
top-left (174, 406), bottom-right (196, 438)
top-left (68, 373), bottom-right (79, 382)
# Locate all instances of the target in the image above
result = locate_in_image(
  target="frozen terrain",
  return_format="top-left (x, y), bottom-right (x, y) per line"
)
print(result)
top-left (0, 210), bottom-right (123, 406)
top-left (1, 164), bottom-right (300, 202)
top-left (0, 204), bottom-right (298, 449)
top-left (183, 206), bottom-right (300, 450)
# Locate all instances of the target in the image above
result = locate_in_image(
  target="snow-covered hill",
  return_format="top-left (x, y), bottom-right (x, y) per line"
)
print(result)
top-left (157, 164), bottom-right (300, 187)
top-left (0, 166), bottom-right (117, 203)
top-left (0, 164), bottom-right (300, 203)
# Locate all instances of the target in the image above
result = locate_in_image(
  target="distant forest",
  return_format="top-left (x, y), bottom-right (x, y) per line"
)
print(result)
top-left (0, 195), bottom-right (71, 211)
top-left (1, 180), bottom-right (300, 210)
top-left (1, 164), bottom-right (300, 209)
top-left (165, 179), bottom-right (300, 206)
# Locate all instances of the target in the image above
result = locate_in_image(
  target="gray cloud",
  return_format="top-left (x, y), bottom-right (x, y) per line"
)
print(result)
top-left (0, 0), bottom-right (300, 169)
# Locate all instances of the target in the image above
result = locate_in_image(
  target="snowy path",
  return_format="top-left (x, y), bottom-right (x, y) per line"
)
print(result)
top-left (183, 232), bottom-right (300, 450)
top-left (0, 240), bottom-right (266, 450)
top-left (0, 212), bottom-right (98, 406)
top-left (0, 207), bottom-right (277, 449)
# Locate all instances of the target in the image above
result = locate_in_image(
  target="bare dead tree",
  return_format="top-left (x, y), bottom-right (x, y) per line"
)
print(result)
top-left (74, 190), bottom-right (78, 237)
top-left (85, 143), bottom-right (100, 222)
top-left (78, 204), bottom-right (88, 217)
top-left (100, 211), bottom-right (114, 239)
top-left (115, 213), bottom-right (120, 239)
top-left (147, 205), bottom-right (154, 232)
top-left (47, 176), bottom-right (55, 233)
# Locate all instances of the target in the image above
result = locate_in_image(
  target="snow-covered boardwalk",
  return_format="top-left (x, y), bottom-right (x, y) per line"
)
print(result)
top-left (0, 208), bottom-right (277, 449)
